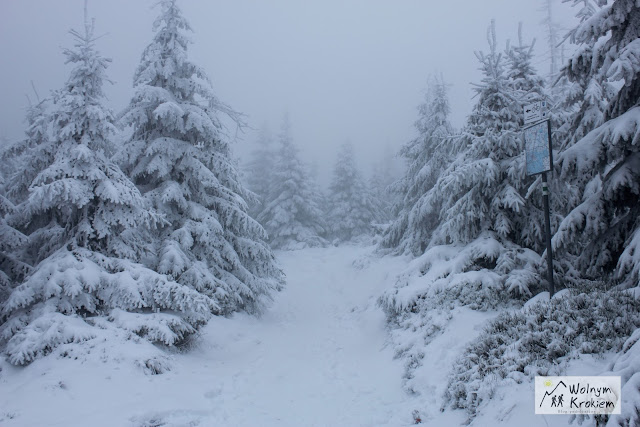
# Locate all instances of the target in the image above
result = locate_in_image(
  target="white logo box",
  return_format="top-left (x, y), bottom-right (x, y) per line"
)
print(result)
top-left (535, 376), bottom-right (621, 415)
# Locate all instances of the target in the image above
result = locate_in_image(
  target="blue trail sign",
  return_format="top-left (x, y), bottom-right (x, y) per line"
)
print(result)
top-left (524, 119), bottom-right (552, 176)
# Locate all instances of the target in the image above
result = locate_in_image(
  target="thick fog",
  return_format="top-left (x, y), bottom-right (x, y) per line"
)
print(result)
top-left (0, 0), bottom-right (575, 185)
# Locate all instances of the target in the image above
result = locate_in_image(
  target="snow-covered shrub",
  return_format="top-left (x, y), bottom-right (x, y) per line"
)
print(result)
top-left (385, 305), bottom-right (452, 394)
top-left (1, 249), bottom-right (215, 365)
top-left (443, 289), bottom-right (640, 420)
top-left (591, 327), bottom-right (640, 427)
top-left (135, 354), bottom-right (173, 376)
top-left (380, 233), bottom-right (541, 393)
top-left (381, 233), bottom-right (541, 315)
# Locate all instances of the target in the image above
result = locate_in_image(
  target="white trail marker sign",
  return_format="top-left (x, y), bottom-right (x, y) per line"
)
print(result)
top-left (524, 101), bottom-right (549, 125)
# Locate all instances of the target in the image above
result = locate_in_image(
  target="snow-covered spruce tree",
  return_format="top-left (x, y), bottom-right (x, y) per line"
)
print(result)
top-left (553, 1), bottom-right (607, 155)
top-left (539, 1), bottom-right (613, 286)
top-left (0, 95), bottom-right (48, 308)
top-left (505, 25), bottom-right (547, 120)
top-left (0, 16), bottom-right (217, 366)
top-left (553, 0), bottom-right (640, 290)
top-left (380, 75), bottom-right (455, 255)
top-left (504, 24), bottom-right (563, 256)
top-left (553, 0), bottom-right (609, 154)
top-left (3, 98), bottom-right (53, 205)
top-left (0, 97), bottom-right (57, 306)
top-left (326, 142), bottom-right (380, 242)
top-left (539, 0), bottom-right (583, 152)
top-left (258, 115), bottom-right (327, 249)
top-left (118, 0), bottom-right (283, 315)
top-left (0, 178), bottom-right (29, 305)
top-left (308, 159), bottom-right (330, 232)
top-left (244, 124), bottom-right (276, 220)
top-left (369, 159), bottom-right (395, 225)
top-left (424, 21), bottom-right (543, 298)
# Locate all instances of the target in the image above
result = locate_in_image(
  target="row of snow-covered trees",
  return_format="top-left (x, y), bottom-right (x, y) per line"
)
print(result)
top-left (0, 0), bottom-right (284, 365)
top-left (244, 117), bottom-right (391, 249)
top-left (382, 0), bottom-right (639, 295)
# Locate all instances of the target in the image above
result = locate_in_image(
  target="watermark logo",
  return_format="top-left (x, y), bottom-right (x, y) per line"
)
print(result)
top-left (535, 376), bottom-right (621, 415)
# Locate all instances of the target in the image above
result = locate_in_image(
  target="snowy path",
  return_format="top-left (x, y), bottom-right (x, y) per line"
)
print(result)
top-left (186, 245), bottom-right (410, 426)
top-left (0, 245), bottom-right (414, 427)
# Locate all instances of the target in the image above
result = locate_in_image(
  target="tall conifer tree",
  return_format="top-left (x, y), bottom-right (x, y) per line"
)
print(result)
top-left (327, 142), bottom-right (380, 242)
top-left (118, 0), bottom-right (284, 315)
top-left (258, 115), bottom-right (326, 249)
top-left (421, 21), bottom-right (543, 296)
top-left (381, 75), bottom-right (455, 254)
top-left (244, 124), bottom-right (276, 220)
top-left (554, 0), bottom-right (640, 289)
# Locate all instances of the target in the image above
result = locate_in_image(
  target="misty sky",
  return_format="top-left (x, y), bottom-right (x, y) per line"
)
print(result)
top-left (0, 0), bottom-right (576, 185)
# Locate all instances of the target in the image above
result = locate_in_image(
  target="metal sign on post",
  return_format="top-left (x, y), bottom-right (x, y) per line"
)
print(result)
top-left (524, 120), bottom-right (553, 176)
top-left (523, 104), bottom-right (555, 296)
top-left (524, 101), bottom-right (549, 126)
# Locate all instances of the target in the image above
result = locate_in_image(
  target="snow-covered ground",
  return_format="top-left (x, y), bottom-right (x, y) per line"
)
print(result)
top-left (0, 245), bottom-right (408, 426)
top-left (0, 245), bottom-right (614, 426)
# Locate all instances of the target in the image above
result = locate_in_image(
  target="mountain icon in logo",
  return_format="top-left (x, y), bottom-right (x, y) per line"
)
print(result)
top-left (540, 381), bottom-right (567, 407)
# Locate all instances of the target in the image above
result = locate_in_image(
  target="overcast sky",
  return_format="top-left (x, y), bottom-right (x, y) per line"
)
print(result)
top-left (0, 0), bottom-right (577, 185)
